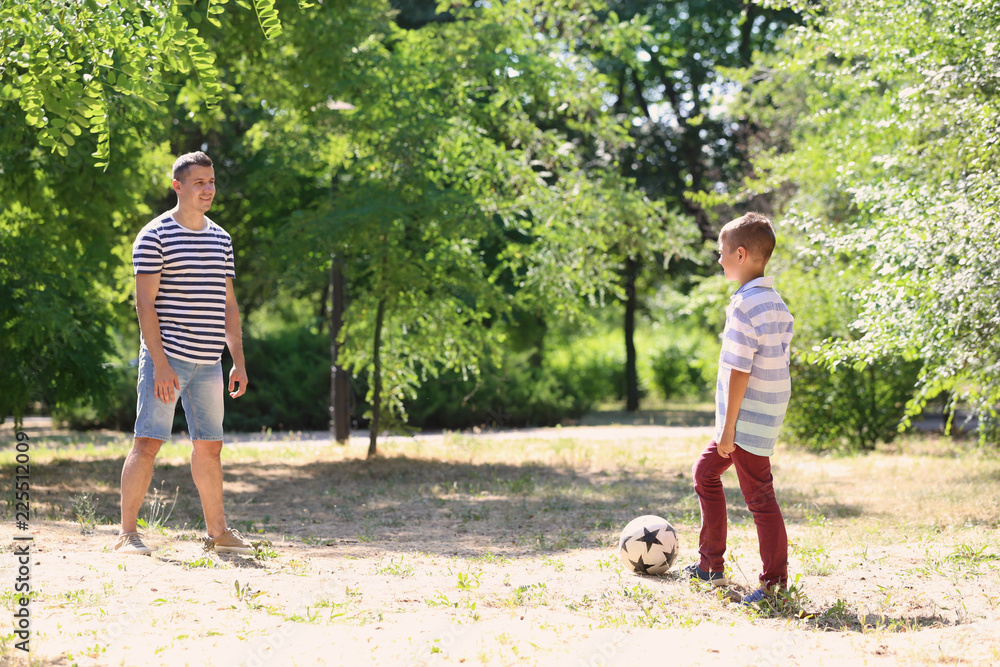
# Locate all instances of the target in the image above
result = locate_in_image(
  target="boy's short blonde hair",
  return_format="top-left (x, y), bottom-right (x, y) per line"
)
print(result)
top-left (720, 212), bottom-right (776, 263)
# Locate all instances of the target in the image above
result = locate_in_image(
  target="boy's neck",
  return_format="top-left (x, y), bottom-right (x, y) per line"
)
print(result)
top-left (736, 269), bottom-right (766, 288)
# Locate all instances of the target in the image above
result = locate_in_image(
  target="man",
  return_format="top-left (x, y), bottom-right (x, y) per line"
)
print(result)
top-left (116, 151), bottom-right (252, 555)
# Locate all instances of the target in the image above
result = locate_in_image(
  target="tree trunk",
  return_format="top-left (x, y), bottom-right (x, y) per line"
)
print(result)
top-left (329, 255), bottom-right (350, 443)
top-left (367, 295), bottom-right (387, 459)
top-left (624, 255), bottom-right (640, 412)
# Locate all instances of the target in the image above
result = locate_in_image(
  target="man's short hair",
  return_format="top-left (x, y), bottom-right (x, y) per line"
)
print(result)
top-left (172, 151), bottom-right (214, 182)
top-left (720, 212), bottom-right (776, 263)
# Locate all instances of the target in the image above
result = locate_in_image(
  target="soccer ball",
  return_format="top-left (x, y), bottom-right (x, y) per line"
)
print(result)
top-left (618, 515), bottom-right (679, 575)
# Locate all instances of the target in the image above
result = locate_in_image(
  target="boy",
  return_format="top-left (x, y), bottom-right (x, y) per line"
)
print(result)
top-left (684, 212), bottom-right (794, 604)
top-left (116, 151), bottom-right (253, 556)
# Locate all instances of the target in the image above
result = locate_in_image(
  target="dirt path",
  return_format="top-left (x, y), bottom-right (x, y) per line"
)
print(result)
top-left (2, 423), bottom-right (999, 665)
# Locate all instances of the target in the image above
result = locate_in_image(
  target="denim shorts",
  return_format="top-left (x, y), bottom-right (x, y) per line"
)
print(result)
top-left (134, 347), bottom-right (225, 441)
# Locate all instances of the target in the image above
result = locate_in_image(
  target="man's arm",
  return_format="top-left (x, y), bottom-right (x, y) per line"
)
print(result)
top-left (225, 276), bottom-right (248, 398)
top-left (718, 368), bottom-right (751, 458)
top-left (135, 273), bottom-right (180, 403)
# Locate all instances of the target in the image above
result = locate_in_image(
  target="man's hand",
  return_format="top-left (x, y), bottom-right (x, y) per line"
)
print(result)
top-left (717, 427), bottom-right (737, 458)
top-left (154, 363), bottom-right (180, 403)
top-left (229, 365), bottom-right (248, 399)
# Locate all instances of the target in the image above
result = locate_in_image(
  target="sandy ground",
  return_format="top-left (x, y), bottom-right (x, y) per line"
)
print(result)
top-left (1, 423), bottom-right (999, 666)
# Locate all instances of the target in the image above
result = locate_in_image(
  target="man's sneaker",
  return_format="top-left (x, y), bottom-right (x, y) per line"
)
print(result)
top-left (114, 532), bottom-right (152, 556)
top-left (207, 528), bottom-right (254, 555)
top-left (683, 563), bottom-right (729, 587)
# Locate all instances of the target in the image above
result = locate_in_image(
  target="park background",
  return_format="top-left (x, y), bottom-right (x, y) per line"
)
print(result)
top-left (2, 0), bottom-right (999, 451)
top-left (3, 2), bottom-right (1000, 666)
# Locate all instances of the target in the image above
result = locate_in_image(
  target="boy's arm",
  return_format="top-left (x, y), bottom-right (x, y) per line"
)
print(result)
top-left (718, 368), bottom-right (751, 458)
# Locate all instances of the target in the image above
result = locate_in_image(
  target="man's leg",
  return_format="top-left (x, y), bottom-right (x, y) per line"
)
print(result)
top-left (182, 361), bottom-right (251, 552)
top-left (191, 439), bottom-right (227, 538)
top-left (120, 437), bottom-right (163, 534)
top-left (692, 440), bottom-right (734, 573)
top-left (730, 447), bottom-right (788, 590)
top-left (126, 346), bottom-right (179, 537)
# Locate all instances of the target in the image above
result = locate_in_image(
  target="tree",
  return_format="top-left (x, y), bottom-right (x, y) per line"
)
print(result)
top-left (0, 0), bottom-right (285, 426)
top-left (0, 115), bottom-right (174, 426)
top-left (736, 0), bottom-right (1000, 440)
top-left (550, 0), bottom-right (800, 410)
top-left (206, 0), bottom-right (696, 454)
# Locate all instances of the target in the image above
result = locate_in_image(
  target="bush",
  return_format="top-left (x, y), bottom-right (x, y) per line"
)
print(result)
top-left (66, 323), bottom-right (716, 434)
top-left (648, 335), bottom-right (719, 401)
top-left (784, 357), bottom-right (922, 453)
top-left (59, 329), bottom-right (335, 433)
top-left (545, 332), bottom-right (628, 404)
top-left (223, 328), bottom-right (331, 432)
top-left (404, 349), bottom-right (610, 430)
top-left (52, 362), bottom-right (138, 431)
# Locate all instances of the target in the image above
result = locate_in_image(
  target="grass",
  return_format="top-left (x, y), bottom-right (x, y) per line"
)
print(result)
top-left (5, 426), bottom-right (1000, 665)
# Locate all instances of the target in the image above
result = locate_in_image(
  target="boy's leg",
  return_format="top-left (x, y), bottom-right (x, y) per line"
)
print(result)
top-left (692, 440), bottom-right (734, 573)
top-left (730, 447), bottom-right (788, 590)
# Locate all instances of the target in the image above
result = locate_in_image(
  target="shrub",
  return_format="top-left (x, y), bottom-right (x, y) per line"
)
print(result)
top-left (404, 350), bottom-right (605, 430)
top-left (223, 328), bottom-right (331, 432)
top-left (784, 357), bottom-right (922, 453)
top-left (648, 335), bottom-right (718, 400)
top-left (51, 362), bottom-right (138, 431)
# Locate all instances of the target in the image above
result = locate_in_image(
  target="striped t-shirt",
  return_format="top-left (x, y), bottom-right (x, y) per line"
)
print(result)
top-left (132, 213), bottom-right (236, 364)
top-left (714, 276), bottom-right (794, 457)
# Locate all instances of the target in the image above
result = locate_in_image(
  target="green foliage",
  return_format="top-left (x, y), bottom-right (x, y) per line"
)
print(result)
top-left (267, 1), bottom-right (691, 449)
top-left (0, 0), bottom-right (284, 166)
top-left (405, 351), bottom-right (598, 431)
top-left (595, 0), bottom-right (799, 216)
top-left (224, 328), bottom-right (331, 432)
top-left (50, 363), bottom-right (138, 432)
top-left (649, 341), bottom-right (715, 401)
top-left (785, 358), bottom-right (922, 453)
top-left (737, 0), bottom-right (1000, 442)
top-left (547, 333), bottom-right (629, 405)
top-left (0, 204), bottom-right (116, 423)
top-left (0, 131), bottom-right (168, 426)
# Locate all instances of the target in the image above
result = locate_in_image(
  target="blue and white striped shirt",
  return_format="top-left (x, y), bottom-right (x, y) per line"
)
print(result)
top-left (714, 276), bottom-right (794, 457)
top-left (132, 213), bottom-right (236, 364)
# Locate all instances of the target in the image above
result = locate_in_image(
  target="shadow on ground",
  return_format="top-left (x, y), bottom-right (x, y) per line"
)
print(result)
top-left (12, 452), bottom-right (863, 559)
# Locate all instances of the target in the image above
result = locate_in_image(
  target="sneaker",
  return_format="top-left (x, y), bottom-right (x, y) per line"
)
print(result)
top-left (742, 587), bottom-right (784, 606)
top-left (114, 532), bottom-right (152, 556)
top-left (207, 528), bottom-right (254, 555)
top-left (683, 563), bottom-right (729, 587)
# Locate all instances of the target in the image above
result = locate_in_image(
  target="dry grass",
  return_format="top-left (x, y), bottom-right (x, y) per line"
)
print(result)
top-left (1, 424), bottom-right (999, 665)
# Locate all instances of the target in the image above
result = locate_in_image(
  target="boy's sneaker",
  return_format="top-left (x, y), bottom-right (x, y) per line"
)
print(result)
top-left (114, 532), bottom-right (152, 556)
top-left (207, 528), bottom-right (254, 555)
top-left (683, 563), bottom-right (729, 587)
top-left (741, 588), bottom-right (770, 605)
top-left (742, 586), bottom-right (788, 606)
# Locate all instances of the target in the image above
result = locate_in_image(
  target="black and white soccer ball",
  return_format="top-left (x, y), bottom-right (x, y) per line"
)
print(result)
top-left (618, 515), bottom-right (679, 575)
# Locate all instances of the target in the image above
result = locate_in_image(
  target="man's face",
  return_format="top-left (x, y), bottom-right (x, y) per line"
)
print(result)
top-left (173, 165), bottom-right (216, 213)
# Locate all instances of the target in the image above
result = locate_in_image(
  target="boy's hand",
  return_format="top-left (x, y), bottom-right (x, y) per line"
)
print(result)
top-left (717, 428), bottom-right (737, 458)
